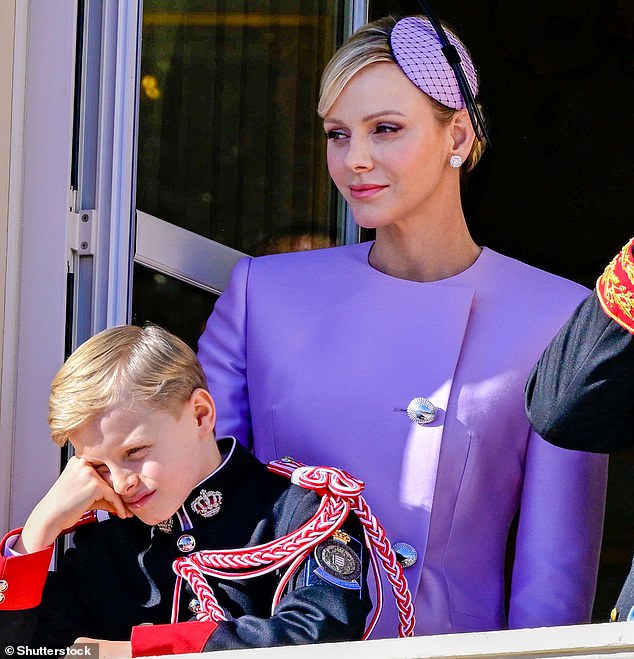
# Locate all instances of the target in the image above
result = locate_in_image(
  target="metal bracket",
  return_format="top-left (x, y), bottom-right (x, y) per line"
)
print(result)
top-left (68, 210), bottom-right (97, 256)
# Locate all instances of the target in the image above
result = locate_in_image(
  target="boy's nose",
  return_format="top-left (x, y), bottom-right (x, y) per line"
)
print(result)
top-left (111, 466), bottom-right (139, 495)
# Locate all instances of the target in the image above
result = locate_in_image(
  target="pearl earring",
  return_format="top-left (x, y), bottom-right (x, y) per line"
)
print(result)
top-left (449, 155), bottom-right (463, 168)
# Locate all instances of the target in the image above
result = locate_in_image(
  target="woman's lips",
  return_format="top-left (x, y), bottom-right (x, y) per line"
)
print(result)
top-left (349, 184), bottom-right (388, 199)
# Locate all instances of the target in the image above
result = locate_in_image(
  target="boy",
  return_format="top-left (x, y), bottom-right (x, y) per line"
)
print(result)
top-left (0, 325), bottom-right (371, 656)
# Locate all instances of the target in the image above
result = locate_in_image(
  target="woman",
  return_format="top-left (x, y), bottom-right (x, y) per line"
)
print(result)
top-left (198, 15), bottom-right (607, 637)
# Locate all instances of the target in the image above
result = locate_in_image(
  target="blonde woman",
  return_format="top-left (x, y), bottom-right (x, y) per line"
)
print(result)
top-left (199, 14), bottom-right (607, 636)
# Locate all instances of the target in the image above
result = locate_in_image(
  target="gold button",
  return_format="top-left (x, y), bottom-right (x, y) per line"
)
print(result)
top-left (0, 580), bottom-right (7, 593)
top-left (610, 606), bottom-right (619, 622)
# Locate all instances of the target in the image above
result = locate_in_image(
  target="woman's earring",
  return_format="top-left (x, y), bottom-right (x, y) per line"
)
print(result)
top-left (449, 155), bottom-right (463, 168)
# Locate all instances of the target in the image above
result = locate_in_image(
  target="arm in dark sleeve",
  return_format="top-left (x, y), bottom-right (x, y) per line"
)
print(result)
top-left (526, 289), bottom-right (634, 453)
top-left (203, 493), bottom-right (372, 651)
top-left (0, 529), bottom-right (53, 646)
top-left (1, 522), bottom-right (130, 649)
top-left (132, 491), bottom-right (372, 655)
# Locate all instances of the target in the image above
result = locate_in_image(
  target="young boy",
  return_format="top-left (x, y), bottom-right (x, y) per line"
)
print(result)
top-left (0, 325), bottom-right (371, 656)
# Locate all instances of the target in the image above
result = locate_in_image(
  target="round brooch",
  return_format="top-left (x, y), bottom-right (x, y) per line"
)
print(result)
top-left (406, 397), bottom-right (437, 425)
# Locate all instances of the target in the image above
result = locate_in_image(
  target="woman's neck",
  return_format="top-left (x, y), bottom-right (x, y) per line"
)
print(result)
top-left (368, 213), bottom-right (481, 283)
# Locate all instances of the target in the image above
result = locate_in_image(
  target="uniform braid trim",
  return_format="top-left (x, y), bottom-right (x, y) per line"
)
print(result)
top-left (597, 237), bottom-right (634, 334)
top-left (170, 459), bottom-right (415, 638)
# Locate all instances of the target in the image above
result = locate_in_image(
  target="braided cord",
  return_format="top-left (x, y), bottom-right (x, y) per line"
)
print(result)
top-left (170, 461), bottom-right (415, 637)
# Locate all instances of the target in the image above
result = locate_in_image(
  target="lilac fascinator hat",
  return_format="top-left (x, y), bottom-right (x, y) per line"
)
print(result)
top-left (390, 10), bottom-right (489, 143)
top-left (390, 16), bottom-right (477, 110)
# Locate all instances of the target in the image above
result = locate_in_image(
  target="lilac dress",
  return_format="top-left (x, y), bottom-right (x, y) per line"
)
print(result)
top-left (198, 241), bottom-right (607, 637)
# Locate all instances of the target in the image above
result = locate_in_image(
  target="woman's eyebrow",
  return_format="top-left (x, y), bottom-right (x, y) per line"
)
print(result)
top-left (324, 110), bottom-right (406, 125)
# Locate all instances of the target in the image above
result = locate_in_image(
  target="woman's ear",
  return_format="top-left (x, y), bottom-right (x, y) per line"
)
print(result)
top-left (190, 388), bottom-right (216, 436)
top-left (449, 109), bottom-right (476, 161)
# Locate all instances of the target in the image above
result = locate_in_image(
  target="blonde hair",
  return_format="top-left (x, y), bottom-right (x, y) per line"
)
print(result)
top-left (48, 324), bottom-right (207, 446)
top-left (318, 16), bottom-right (487, 171)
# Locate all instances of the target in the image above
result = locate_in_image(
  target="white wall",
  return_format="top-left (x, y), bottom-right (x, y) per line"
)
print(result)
top-left (0, 0), bottom-right (17, 535)
top-left (2, 0), bottom-right (78, 533)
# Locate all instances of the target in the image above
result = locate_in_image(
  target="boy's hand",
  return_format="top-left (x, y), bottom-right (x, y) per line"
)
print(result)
top-left (70, 638), bottom-right (131, 659)
top-left (15, 457), bottom-right (132, 554)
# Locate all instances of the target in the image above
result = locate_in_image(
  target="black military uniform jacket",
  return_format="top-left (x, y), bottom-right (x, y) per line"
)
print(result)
top-left (525, 289), bottom-right (634, 453)
top-left (0, 438), bottom-right (371, 653)
top-left (525, 237), bottom-right (634, 620)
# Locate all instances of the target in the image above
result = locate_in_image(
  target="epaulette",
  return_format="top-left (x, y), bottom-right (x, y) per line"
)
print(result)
top-left (597, 237), bottom-right (634, 335)
top-left (171, 459), bottom-right (415, 639)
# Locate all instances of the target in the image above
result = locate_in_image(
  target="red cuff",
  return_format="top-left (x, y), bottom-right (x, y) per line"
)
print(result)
top-left (597, 237), bottom-right (634, 334)
top-left (131, 621), bottom-right (218, 657)
top-left (0, 528), bottom-right (54, 610)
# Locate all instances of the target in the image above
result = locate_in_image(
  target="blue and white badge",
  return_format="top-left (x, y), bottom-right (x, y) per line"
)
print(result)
top-left (305, 531), bottom-right (363, 592)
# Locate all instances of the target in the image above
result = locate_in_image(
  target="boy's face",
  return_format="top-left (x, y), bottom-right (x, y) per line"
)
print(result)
top-left (68, 389), bottom-right (220, 526)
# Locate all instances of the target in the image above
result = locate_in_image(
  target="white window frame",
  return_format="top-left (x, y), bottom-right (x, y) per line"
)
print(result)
top-left (3, 0), bottom-right (142, 531)
top-left (0, 0), bottom-right (21, 534)
top-left (2, 0), bottom-right (371, 532)
top-left (4, 0), bottom-right (78, 531)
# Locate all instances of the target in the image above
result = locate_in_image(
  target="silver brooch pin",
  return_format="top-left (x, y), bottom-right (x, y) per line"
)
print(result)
top-left (407, 397), bottom-right (437, 425)
top-left (191, 489), bottom-right (223, 518)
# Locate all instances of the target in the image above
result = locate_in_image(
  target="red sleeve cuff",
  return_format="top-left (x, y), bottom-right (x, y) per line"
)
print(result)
top-left (597, 237), bottom-right (634, 334)
top-left (131, 621), bottom-right (218, 657)
top-left (0, 528), bottom-right (54, 610)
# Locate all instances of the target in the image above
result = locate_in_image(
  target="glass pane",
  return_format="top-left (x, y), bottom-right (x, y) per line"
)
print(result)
top-left (131, 263), bottom-right (219, 351)
top-left (137, 1), bottom-right (343, 255)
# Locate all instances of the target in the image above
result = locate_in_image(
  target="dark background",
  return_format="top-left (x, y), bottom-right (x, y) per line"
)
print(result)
top-left (370, 0), bottom-right (634, 621)
top-left (371, 0), bottom-right (634, 287)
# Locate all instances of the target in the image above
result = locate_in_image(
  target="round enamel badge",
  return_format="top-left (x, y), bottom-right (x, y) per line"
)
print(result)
top-left (315, 539), bottom-right (361, 582)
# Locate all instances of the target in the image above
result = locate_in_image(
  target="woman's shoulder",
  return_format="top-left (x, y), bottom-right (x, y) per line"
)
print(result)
top-left (251, 241), bottom-right (369, 270)
top-left (237, 243), bottom-right (371, 291)
top-left (481, 247), bottom-right (590, 303)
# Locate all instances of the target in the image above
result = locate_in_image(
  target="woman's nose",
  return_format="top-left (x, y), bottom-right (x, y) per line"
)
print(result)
top-left (344, 136), bottom-right (373, 173)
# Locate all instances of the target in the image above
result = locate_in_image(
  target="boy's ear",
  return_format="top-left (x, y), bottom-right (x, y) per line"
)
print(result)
top-left (190, 388), bottom-right (216, 435)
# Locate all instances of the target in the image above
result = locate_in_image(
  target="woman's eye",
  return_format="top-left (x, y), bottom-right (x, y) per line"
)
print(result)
top-left (375, 124), bottom-right (400, 134)
top-left (326, 129), bottom-right (348, 141)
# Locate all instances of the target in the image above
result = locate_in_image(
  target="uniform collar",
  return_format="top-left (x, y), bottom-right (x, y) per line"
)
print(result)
top-left (159, 437), bottom-right (256, 533)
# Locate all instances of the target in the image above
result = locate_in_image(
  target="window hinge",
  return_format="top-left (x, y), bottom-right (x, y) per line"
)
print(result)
top-left (67, 210), bottom-right (97, 257)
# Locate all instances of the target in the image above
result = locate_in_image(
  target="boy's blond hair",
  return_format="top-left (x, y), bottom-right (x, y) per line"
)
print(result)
top-left (48, 324), bottom-right (208, 446)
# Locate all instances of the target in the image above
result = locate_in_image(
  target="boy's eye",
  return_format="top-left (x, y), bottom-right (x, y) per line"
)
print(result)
top-left (127, 445), bottom-right (149, 458)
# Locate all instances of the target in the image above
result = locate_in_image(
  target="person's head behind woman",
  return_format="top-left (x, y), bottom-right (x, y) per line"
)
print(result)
top-left (318, 15), bottom-right (486, 172)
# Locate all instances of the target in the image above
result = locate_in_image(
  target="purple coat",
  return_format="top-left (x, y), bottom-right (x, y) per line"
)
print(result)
top-left (198, 242), bottom-right (607, 637)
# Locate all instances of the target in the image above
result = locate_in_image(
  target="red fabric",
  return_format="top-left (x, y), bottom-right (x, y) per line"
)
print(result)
top-left (0, 528), bottom-right (54, 610)
top-left (131, 621), bottom-right (218, 657)
top-left (597, 237), bottom-right (634, 334)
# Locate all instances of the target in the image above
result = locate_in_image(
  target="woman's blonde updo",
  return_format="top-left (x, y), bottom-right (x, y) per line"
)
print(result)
top-left (318, 16), bottom-right (487, 171)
